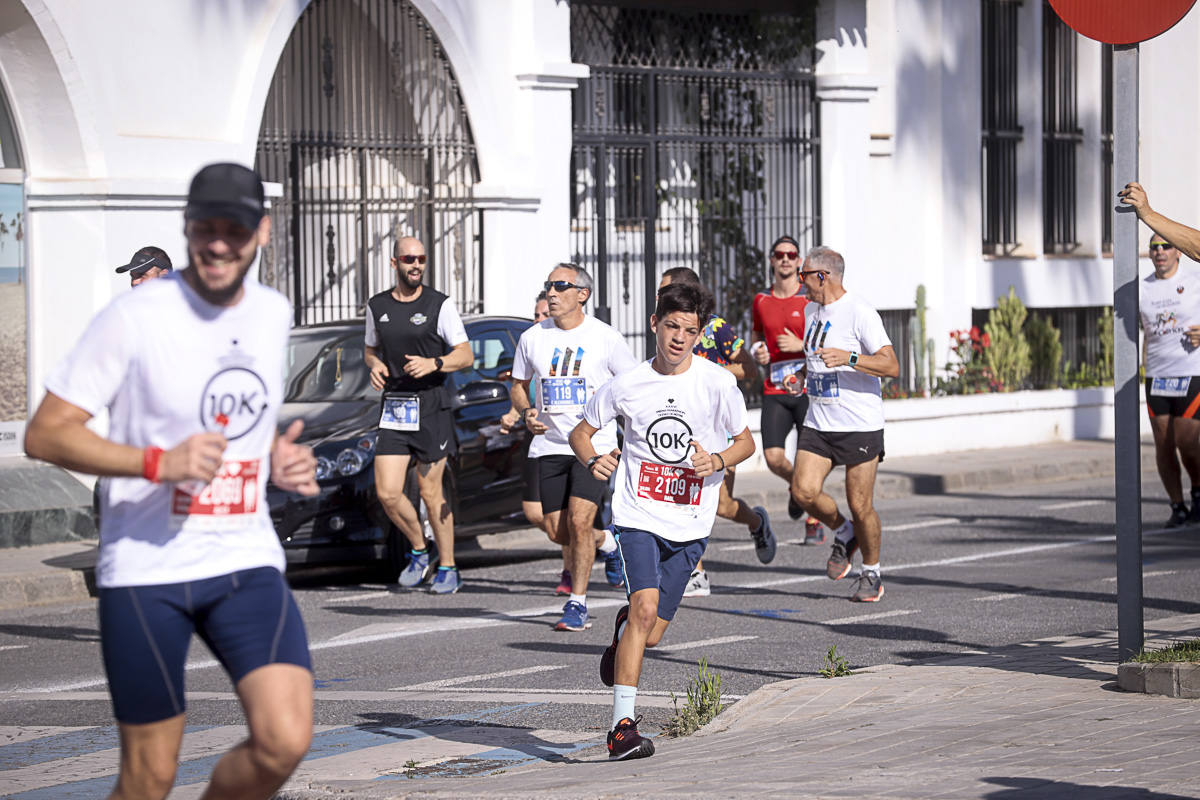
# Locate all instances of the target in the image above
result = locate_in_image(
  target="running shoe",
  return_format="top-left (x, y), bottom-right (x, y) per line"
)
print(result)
top-left (600, 604), bottom-right (628, 687)
top-left (682, 568), bottom-right (710, 598)
top-left (826, 535), bottom-right (859, 581)
top-left (604, 547), bottom-right (625, 588)
top-left (428, 566), bottom-right (462, 595)
top-left (804, 516), bottom-right (826, 546)
top-left (1166, 502), bottom-right (1190, 528)
top-left (750, 506), bottom-right (776, 564)
top-left (850, 570), bottom-right (884, 602)
top-left (398, 550), bottom-right (431, 588)
top-left (607, 715), bottom-right (655, 760)
top-left (554, 569), bottom-right (572, 596)
top-left (787, 494), bottom-right (804, 521)
top-left (1190, 493), bottom-right (1200, 524)
top-left (555, 599), bottom-right (591, 631)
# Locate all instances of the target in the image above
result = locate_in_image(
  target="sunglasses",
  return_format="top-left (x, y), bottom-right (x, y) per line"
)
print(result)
top-left (799, 269), bottom-right (830, 279)
top-left (396, 254), bottom-right (427, 264)
top-left (1150, 243), bottom-right (1174, 252)
top-left (544, 280), bottom-right (583, 292)
top-left (772, 250), bottom-right (800, 261)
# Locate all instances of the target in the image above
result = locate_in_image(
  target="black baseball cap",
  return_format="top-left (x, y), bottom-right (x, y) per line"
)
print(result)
top-left (770, 234), bottom-right (801, 253)
top-left (184, 162), bottom-right (266, 231)
top-left (115, 246), bottom-right (173, 276)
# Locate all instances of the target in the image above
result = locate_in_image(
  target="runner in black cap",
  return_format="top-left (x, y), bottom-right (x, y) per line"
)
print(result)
top-left (114, 245), bottom-right (172, 287)
top-left (24, 162), bottom-right (317, 799)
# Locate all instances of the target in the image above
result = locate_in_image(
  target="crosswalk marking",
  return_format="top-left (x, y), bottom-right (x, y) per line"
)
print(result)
top-left (656, 635), bottom-right (757, 652)
top-left (401, 665), bottom-right (568, 691)
top-left (823, 609), bottom-right (919, 626)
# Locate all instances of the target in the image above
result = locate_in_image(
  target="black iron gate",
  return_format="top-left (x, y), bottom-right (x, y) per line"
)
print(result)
top-left (569, 3), bottom-right (820, 357)
top-left (256, 0), bottom-right (482, 325)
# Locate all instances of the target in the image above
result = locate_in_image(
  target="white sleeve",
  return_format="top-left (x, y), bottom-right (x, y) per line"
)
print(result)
top-left (44, 302), bottom-right (135, 419)
top-left (512, 328), bottom-right (535, 382)
top-left (608, 329), bottom-right (640, 376)
top-left (717, 375), bottom-right (749, 437)
top-left (364, 311), bottom-right (379, 347)
top-left (858, 305), bottom-right (893, 356)
top-left (437, 300), bottom-right (469, 347)
top-left (584, 377), bottom-right (619, 430)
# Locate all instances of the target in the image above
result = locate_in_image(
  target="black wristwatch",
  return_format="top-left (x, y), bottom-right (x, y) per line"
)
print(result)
top-left (434, 356), bottom-right (444, 371)
top-left (586, 455), bottom-right (602, 470)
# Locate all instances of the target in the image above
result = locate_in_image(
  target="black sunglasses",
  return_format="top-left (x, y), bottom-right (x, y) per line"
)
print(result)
top-left (799, 269), bottom-right (830, 279)
top-left (544, 280), bottom-right (583, 292)
top-left (396, 254), bottom-right (427, 264)
top-left (1150, 243), bottom-right (1174, 252)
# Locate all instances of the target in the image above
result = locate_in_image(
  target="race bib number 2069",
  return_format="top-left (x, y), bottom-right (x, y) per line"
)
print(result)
top-left (171, 459), bottom-right (260, 517)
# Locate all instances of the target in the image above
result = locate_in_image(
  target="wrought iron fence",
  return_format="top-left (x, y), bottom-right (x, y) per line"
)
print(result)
top-left (255, 0), bottom-right (482, 326)
top-left (1042, 0), bottom-right (1081, 254)
top-left (569, 3), bottom-right (820, 371)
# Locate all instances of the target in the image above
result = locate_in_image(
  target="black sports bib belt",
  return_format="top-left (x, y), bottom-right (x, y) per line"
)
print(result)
top-left (368, 288), bottom-right (452, 393)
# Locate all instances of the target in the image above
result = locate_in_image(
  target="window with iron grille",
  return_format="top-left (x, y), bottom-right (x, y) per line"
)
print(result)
top-left (1043, 2), bottom-right (1082, 253)
top-left (1101, 44), bottom-right (1113, 254)
top-left (570, 1), bottom-right (819, 374)
top-left (981, 0), bottom-right (1022, 255)
top-left (255, 0), bottom-right (482, 326)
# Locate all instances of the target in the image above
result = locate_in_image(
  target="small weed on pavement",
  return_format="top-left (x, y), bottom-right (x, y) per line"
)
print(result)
top-left (1130, 638), bottom-right (1200, 663)
top-left (665, 657), bottom-right (724, 737)
top-left (819, 645), bottom-right (853, 678)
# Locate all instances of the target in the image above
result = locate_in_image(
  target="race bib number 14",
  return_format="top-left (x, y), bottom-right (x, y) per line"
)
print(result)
top-left (637, 462), bottom-right (703, 506)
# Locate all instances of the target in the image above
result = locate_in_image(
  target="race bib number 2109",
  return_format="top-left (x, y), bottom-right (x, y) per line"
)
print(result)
top-left (637, 462), bottom-right (703, 506)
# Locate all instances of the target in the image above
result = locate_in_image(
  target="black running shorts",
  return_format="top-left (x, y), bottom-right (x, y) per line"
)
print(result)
top-left (796, 426), bottom-right (884, 467)
top-left (761, 392), bottom-right (810, 450)
top-left (538, 454), bottom-right (606, 514)
top-left (1144, 376), bottom-right (1200, 419)
top-left (376, 406), bottom-right (457, 463)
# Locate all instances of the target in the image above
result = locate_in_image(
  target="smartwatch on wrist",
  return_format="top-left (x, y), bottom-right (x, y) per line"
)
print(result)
top-left (586, 455), bottom-right (602, 470)
top-left (848, 351), bottom-right (859, 367)
top-left (434, 356), bottom-right (444, 371)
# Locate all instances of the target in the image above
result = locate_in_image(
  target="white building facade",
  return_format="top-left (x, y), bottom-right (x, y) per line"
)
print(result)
top-left (1, 0), bottom-right (1196, 453)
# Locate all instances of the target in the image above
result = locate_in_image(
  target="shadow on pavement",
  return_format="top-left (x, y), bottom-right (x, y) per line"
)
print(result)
top-left (982, 776), bottom-right (1196, 799)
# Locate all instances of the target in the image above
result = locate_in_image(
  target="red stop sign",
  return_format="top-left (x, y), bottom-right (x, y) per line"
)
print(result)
top-left (1048, 0), bottom-right (1196, 45)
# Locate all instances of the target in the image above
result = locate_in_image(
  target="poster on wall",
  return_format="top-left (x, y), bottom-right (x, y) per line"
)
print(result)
top-left (0, 181), bottom-right (25, 436)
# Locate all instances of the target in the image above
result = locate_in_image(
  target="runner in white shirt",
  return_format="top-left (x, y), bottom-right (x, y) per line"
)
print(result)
top-left (511, 263), bottom-right (637, 631)
top-left (570, 281), bottom-right (755, 760)
top-left (23, 163), bottom-right (318, 800)
top-left (785, 246), bottom-right (899, 603)
top-left (1138, 233), bottom-right (1200, 526)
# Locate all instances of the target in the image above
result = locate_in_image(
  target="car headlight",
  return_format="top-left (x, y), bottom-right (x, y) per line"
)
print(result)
top-left (315, 432), bottom-right (377, 481)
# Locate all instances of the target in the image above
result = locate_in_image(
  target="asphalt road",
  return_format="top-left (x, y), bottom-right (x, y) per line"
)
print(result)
top-left (2, 474), bottom-right (1199, 796)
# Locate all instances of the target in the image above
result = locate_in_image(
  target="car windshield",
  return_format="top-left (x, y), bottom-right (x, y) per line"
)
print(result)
top-left (284, 328), bottom-right (373, 402)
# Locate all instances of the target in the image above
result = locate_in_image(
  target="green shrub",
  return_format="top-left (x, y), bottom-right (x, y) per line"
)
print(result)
top-left (985, 286), bottom-right (1032, 390)
top-left (1025, 312), bottom-right (1062, 389)
top-left (665, 657), bottom-right (724, 737)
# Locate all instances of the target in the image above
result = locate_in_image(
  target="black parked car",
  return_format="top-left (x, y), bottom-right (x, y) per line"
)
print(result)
top-left (269, 315), bottom-right (533, 568)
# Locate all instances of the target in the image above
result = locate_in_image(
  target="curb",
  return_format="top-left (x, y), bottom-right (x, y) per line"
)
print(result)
top-left (1117, 661), bottom-right (1200, 699)
top-left (0, 568), bottom-right (94, 611)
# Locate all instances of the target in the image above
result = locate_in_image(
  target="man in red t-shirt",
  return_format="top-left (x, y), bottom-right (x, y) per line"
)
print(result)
top-left (750, 235), bottom-right (824, 544)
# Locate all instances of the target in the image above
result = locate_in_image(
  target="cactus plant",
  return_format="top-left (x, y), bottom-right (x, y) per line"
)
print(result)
top-left (984, 286), bottom-right (1032, 391)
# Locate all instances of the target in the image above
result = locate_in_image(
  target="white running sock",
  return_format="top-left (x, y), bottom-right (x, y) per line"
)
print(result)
top-left (569, 593), bottom-right (586, 606)
top-left (834, 519), bottom-right (855, 544)
top-left (598, 527), bottom-right (617, 554)
top-left (861, 562), bottom-right (880, 575)
top-left (612, 684), bottom-right (637, 729)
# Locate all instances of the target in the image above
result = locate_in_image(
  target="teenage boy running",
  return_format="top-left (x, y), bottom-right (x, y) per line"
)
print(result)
top-left (570, 282), bottom-right (755, 760)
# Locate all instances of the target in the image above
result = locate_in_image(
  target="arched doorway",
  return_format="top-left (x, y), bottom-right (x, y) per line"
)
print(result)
top-left (0, 82), bottom-right (25, 435)
top-left (256, 0), bottom-right (482, 325)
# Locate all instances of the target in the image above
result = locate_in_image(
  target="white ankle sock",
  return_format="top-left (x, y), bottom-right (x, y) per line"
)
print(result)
top-left (612, 684), bottom-right (637, 729)
top-left (861, 562), bottom-right (880, 575)
top-left (598, 527), bottom-right (617, 554)
top-left (568, 593), bottom-right (586, 606)
top-left (835, 520), bottom-right (855, 543)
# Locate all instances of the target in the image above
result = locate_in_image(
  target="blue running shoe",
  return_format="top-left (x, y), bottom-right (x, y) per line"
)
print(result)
top-left (604, 547), bottom-right (624, 588)
top-left (429, 566), bottom-right (462, 595)
top-left (555, 599), bottom-right (591, 631)
top-left (398, 549), bottom-right (431, 588)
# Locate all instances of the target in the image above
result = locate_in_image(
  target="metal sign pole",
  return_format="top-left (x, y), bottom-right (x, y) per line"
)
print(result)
top-left (1112, 43), bottom-right (1144, 661)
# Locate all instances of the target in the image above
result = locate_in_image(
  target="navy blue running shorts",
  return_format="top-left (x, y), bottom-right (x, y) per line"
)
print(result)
top-left (98, 566), bottom-right (312, 725)
top-left (613, 526), bottom-right (707, 622)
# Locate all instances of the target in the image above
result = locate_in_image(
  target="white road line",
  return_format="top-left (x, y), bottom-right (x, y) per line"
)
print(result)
top-left (1040, 499), bottom-right (1106, 511)
top-left (1102, 569), bottom-right (1177, 583)
top-left (974, 593), bottom-right (1025, 602)
top-left (0, 645), bottom-right (29, 652)
top-left (400, 665), bottom-right (568, 691)
top-left (823, 609), bottom-right (919, 626)
top-left (11, 528), bottom-right (1173, 694)
top-left (655, 634), bottom-right (757, 652)
top-left (886, 518), bottom-right (960, 532)
top-left (322, 591), bottom-right (391, 605)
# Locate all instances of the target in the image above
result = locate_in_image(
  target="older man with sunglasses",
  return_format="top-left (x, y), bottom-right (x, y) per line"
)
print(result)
top-left (511, 263), bottom-right (637, 631)
top-left (365, 236), bottom-right (473, 593)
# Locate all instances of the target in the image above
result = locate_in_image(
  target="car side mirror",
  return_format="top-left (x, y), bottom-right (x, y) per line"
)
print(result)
top-left (453, 379), bottom-right (508, 409)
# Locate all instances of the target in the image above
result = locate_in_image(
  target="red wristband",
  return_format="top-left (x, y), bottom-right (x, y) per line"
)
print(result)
top-left (143, 446), bottom-right (164, 483)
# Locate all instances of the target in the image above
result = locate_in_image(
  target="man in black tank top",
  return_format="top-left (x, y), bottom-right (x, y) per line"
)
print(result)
top-left (364, 236), bottom-right (473, 594)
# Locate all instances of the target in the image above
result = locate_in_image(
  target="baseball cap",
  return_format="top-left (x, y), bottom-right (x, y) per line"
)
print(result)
top-left (115, 246), bottom-right (173, 276)
top-left (184, 162), bottom-right (266, 231)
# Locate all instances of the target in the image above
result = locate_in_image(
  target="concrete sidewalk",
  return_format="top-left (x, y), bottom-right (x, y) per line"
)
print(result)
top-left (278, 614), bottom-right (1200, 800)
top-left (0, 439), bottom-right (1152, 612)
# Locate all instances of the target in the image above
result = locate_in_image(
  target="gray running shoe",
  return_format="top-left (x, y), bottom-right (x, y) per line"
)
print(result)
top-left (750, 506), bottom-right (777, 564)
top-left (398, 550), bottom-right (431, 588)
top-left (826, 534), bottom-right (858, 581)
top-left (1167, 502), bottom-right (1190, 528)
top-left (851, 570), bottom-right (884, 602)
top-left (682, 569), bottom-right (710, 597)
